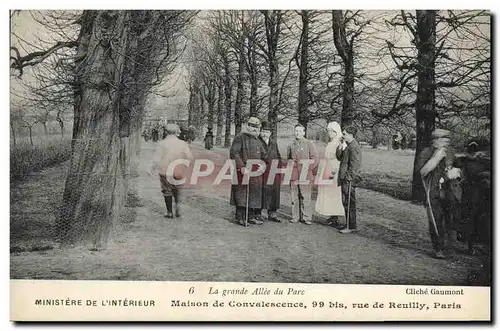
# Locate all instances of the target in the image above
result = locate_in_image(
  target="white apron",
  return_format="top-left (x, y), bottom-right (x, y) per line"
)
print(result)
top-left (315, 139), bottom-right (344, 216)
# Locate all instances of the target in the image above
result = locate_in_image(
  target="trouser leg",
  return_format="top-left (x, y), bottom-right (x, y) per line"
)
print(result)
top-left (428, 199), bottom-right (445, 252)
top-left (299, 184), bottom-right (313, 221)
top-left (291, 184), bottom-right (301, 221)
top-left (341, 182), bottom-right (357, 229)
top-left (164, 196), bottom-right (173, 214)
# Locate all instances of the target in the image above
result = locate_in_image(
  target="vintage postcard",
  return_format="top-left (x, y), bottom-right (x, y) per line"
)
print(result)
top-left (9, 8), bottom-right (491, 322)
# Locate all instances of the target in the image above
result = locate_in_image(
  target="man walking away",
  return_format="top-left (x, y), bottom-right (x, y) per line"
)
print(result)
top-left (149, 123), bottom-right (193, 218)
top-left (336, 125), bottom-right (362, 234)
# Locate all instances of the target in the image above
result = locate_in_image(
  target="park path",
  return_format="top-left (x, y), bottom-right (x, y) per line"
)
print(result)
top-left (10, 140), bottom-right (485, 285)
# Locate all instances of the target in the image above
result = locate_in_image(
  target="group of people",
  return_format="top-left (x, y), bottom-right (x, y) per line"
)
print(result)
top-left (415, 129), bottom-right (491, 259)
top-left (148, 117), bottom-right (490, 259)
top-left (143, 124), bottom-right (195, 143)
top-left (229, 116), bottom-right (362, 234)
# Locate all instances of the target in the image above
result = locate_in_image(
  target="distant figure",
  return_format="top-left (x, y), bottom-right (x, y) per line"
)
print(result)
top-left (162, 125), bottom-right (168, 140)
top-left (179, 127), bottom-right (187, 141)
top-left (204, 128), bottom-right (214, 150)
top-left (151, 126), bottom-right (159, 142)
top-left (149, 124), bottom-right (193, 219)
top-left (401, 134), bottom-right (407, 150)
top-left (392, 132), bottom-right (402, 150)
top-left (142, 128), bottom-right (150, 142)
top-left (187, 126), bottom-right (195, 143)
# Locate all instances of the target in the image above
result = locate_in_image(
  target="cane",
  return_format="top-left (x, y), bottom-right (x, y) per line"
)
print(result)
top-left (245, 179), bottom-right (250, 228)
top-left (422, 176), bottom-right (439, 237)
top-left (346, 181), bottom-right (352, 230)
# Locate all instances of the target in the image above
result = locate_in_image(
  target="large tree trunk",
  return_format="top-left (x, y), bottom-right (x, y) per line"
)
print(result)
top-left (263, 10), bottom-right (282, 136)
top-left (199, 87), bottom-right (206, 138)
top-left (57, 11), bottom-right (128, 248)
top-left (267, 61), bottom-right (279, 135)
top-left (223, 56), bottom-right (232, 147)
top-left (187, 82), bottom-right (194, 128)
top-left (11, 122), bottom-right (16, 146)
top-left (42, 122), bottom-right (48, 135)
top-left (234, 27), bottom-right (245, 134)
top-left (297, 10), bottom-right (310, 132)
top-left (248, 35), bottom-right (258, 117)
top-left (216, 74), bottom-right (224, 145)
top-left (28, 126), bottom-right (34, 146)
top-left (412, 10), bottom-right (437, 202)
top-left (332, 10), bottom-right (355, 128)
top-left (206, 81), bottom-right (216, 130)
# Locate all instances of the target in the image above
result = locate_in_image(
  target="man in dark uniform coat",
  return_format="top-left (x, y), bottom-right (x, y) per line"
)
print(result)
top-left (259, 121), bottom-right (283, 222)
top-left (230, 117), bottom-right (266, 226)
top-left (151, 125), bottom-right (159, 142)
top-left (415, 129), bottom-right (459, 259)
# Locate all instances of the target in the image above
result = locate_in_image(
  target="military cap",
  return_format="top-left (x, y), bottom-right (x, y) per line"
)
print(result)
top-left (261, 120), bottom-right (272, 131)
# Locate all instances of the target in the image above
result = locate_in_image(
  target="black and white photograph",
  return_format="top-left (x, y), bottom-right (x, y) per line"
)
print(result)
top-left (8, 7), bottom-right (492, 321)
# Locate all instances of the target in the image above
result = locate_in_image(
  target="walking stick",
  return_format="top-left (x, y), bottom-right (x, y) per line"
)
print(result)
top-left (346, 181), bottom-right (352, 230)
top-left (422, 176), bottom-right (439, 237)
top-left (245, 180), bottom-right (250, 228)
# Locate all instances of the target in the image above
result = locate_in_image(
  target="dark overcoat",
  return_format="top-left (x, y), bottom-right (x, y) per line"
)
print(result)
top-left (336, 140), bottom-right (362, 186)
top-left (259, 136), bottom-right (283, 211)
top-left (229, 132), bottom-right (266, 209)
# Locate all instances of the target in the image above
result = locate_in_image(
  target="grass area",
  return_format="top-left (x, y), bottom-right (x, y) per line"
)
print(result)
top-left (10, 138), bottom-right (72, 182)
top-left (358, 148), bottom-right (415, 201)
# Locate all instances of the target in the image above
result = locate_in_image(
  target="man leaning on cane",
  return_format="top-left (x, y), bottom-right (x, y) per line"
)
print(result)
top-left (415, 129), bottom-right (460, 259)
top-left (229, 117), bottom-right (267, 226)
top-left (336, 125), bottom-right (362, 234)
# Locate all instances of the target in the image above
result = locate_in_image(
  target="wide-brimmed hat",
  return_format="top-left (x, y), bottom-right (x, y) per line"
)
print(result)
top-left (260, 120), bottom-right (272, 131)
top-left (247, 116), bottom-right (261, 128)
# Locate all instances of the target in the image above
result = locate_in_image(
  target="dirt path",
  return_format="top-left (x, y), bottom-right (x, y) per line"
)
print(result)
top-left (10, 141), bottom-right (486, 285)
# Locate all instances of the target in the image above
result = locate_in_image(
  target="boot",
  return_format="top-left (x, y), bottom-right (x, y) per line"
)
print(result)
top-left (164, 196), bottom-right (173, 218)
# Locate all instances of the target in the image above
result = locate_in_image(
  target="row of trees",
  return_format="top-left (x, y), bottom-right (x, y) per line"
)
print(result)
top-left (184, 10), bottom-right (490, 200)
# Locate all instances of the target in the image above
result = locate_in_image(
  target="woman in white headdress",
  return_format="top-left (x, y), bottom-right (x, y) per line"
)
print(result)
top-left (315, 121), bottom-right (344, 225)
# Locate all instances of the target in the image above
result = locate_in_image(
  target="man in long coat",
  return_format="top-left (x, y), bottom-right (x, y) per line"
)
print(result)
top-left (259, 121), bottom-right (283, 222)
top-left (415, 129), bottom-right (460, 259)
top-left (230, 117), bottom-right (266, 226)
